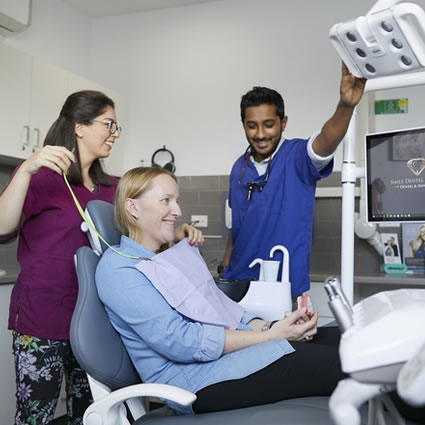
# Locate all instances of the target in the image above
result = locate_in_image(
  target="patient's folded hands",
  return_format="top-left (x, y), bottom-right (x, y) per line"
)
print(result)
top-left (271, 308), bottom-right (318, 342)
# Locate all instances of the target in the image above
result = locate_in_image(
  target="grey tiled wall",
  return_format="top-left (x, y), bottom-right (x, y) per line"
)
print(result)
top-left (176, 176), bottom-right (230, 270)
top-left (310, 197), bottom-right (397, 274)
top-left (176, 173), bottom-right (389, 276)
top-left (0, 163), bottom-right (391, 277)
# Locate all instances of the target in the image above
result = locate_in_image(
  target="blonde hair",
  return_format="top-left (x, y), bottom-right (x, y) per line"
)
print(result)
top-left (114, 167), bottom-right (177, 242)
top-left (414, 224), bottom-right (425, 251)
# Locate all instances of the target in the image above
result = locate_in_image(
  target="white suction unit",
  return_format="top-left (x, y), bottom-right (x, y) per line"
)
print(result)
top-left (329, 2), bottom-right (425, 78)
top-left (0, 0), bottom-right (30, 36)
top-left (339, 288), bottom-right (425, 383)
top-left (240, 245), bottom-right (292, 321)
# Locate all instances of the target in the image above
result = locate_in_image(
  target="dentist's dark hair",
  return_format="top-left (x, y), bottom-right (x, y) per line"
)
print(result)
top-left (240, 86), bottom-right (285, 122)
top-left (43, 90), bottom-right (116, 186)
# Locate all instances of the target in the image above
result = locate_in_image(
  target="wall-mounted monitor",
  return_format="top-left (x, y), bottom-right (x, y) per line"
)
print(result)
top-left (366, 126), bottom-right (425, 223)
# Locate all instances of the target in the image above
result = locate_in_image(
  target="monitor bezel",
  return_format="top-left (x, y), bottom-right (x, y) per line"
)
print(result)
top-left (365, 125), bottom-right (425, 224)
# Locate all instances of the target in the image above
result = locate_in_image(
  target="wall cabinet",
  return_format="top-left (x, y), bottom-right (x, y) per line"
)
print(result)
top-left (26, 58), bottom-right (70, 157)
top-left (0, 43), bottom-right (127, 176)
top-left (0, 43), bottom-right (31, 158)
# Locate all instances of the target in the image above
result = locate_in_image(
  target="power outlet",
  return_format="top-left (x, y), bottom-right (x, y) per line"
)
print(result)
top-left (191, 215), bottom-right (208, 228)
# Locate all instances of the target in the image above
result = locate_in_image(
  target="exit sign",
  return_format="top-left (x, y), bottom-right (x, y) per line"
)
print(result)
top-left (375, 98), bottom-right (408, 115)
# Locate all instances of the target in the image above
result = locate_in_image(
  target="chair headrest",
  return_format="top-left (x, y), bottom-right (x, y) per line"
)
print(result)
top-left (86, 200), bottom-right (121, 254)
top-left (70, 246), bottom-right (140, 390)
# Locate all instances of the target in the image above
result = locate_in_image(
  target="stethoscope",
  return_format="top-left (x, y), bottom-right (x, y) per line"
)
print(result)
top-left (237, 146), bottom-right (273, 201)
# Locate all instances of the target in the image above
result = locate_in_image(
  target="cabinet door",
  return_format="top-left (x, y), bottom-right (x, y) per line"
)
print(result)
top-left (67, 74), bottom-right (126, 177)
top-left (0, 43), bottom-right (31, 158)
top-left (26, 58), bottom-right (69, 157)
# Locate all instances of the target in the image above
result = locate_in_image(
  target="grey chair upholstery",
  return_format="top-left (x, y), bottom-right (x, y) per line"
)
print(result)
top-left (71, 246), bottom-right (339, 424)
top-left (85, 200), bottom-right (121, 253)
top-left (71, 247), bottom-right (139, 391)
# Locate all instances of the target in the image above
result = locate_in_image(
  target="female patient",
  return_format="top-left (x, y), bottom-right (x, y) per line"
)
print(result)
top-left (95, 166), bottom-right (344, 415)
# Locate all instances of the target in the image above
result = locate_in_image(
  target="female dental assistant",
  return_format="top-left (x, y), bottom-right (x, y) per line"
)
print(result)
top-left (0, 91), bottom-right (203, 425)
top-left (0, 90), bottom-right (119, 425)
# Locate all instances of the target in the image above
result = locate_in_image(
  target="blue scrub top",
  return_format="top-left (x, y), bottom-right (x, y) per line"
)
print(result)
top-left (223, 138), bottom-right (333, 296)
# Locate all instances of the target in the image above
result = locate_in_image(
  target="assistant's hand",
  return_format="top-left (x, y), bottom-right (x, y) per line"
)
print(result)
top-left (174, 223), bottom-right (205, 246)
top-left (269, 308), bottom-right (318, 342)
top-left (19, 146), bottom-right (77, 176)
top-left (339, 62), bottom-right (367, 108)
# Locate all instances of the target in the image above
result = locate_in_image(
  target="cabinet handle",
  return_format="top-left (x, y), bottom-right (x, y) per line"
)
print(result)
top-left (32, 128), bottom-right (40, 152)
top-left (22, 125), bottom-right (30, 150)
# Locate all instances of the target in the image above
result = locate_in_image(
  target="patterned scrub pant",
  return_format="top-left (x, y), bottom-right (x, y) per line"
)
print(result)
top-left (12, 332), bottom-right (92, 425)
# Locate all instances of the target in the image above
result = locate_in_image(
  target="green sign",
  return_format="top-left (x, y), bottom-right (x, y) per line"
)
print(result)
top-left (375, 98), bottom-right (408, 115)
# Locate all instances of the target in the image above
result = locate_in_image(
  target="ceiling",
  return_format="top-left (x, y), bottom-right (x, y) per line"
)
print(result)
top-left (63, 0), bottom-right (226, 18)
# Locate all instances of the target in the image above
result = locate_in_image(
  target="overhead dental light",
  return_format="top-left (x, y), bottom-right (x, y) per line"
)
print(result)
top-left (329, 1), bottom-right (425, 78)
top-left (330, 0), bottom-right (425, 308)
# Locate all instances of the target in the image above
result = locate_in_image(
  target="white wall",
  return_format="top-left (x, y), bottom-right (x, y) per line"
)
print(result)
top-left (373, 85), bottom-right (425, 133)
top-left (2, 0), bottom-right (94, 79)
top-left (88, 0), bottom-right (375, 175)
top-left (3, 0), bottom-right (425, 176)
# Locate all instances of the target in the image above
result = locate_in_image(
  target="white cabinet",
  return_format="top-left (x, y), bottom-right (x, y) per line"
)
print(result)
top-left (0, 44), bottom-right (69, 158)
top-left (0, 43), bottom-right (31, 158)
top-left (25, 58), bottom-right (69, 157)
top-left (0, 44), bottom-right (127, 176)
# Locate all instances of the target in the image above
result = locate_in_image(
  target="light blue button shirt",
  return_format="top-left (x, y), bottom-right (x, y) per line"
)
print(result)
top-left (96, 236), bottom-right (294, 414)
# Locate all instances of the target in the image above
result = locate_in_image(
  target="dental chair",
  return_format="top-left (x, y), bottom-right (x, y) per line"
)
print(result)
top-left (71, 200), bottom-right (342, 425)
top-left (325, 278), bottom-right (425, 425)
top-left (75, 200), bottom-right (424, 425)
top-left (71, 245), bottom-right (340, 425)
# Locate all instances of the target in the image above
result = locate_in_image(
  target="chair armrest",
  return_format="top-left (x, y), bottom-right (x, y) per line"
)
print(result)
top-left (84, 383), bottom-right (196, 425)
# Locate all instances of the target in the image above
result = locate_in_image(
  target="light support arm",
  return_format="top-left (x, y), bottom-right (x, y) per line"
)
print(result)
top-left (340, 69), bottom-right (425, 305)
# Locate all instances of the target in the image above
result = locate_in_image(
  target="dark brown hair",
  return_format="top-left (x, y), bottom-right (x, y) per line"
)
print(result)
top-left (44, 90), bottom-right (116, 186)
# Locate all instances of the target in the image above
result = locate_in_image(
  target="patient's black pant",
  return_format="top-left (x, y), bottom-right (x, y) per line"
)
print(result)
top-left (194, 326), bottom-right (425, 424)
top-left (194, 326), bottom-right (343, 413)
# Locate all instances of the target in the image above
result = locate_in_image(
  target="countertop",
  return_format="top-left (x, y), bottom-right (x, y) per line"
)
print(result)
top-left (0, 266), bottom-right (20, 285)
top-left (310, 272), bottom-right (425, 286)
top-left (2, 268), bottom-right (424, 286)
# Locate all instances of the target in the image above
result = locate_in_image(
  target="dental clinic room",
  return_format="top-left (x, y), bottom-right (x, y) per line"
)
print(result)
top-left (1, 0), bottom-right (425, 424)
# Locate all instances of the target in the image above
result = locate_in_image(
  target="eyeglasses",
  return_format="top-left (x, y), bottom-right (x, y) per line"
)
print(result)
top-left (91, 119), bottom-right (122, 134)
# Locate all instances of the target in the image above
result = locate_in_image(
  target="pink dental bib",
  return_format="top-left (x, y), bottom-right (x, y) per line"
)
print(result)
top-left (135, 239), bottom-right (244, 329)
